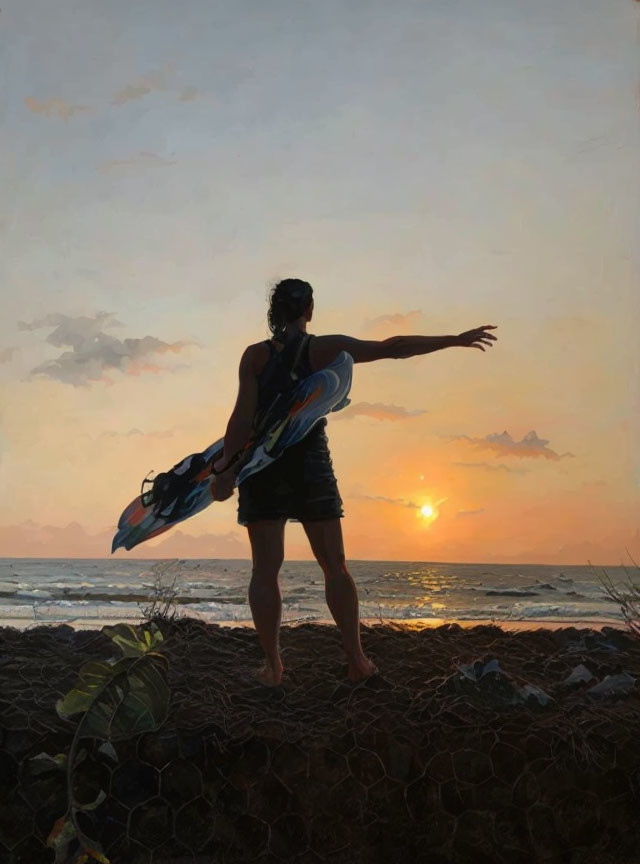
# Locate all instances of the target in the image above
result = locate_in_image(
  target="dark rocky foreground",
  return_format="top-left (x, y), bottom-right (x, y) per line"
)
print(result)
top-left (1, 616), bottom-right (639, 864)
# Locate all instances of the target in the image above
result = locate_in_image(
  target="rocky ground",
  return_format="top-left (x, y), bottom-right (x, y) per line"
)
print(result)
top-left (1, 617), bottom-right (639, 863)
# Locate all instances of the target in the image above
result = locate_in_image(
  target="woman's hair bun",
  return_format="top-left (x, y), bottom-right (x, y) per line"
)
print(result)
top-left (267, 279), bottom-right (313, 336)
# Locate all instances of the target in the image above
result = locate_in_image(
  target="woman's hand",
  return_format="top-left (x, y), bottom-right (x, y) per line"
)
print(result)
top-left (213, 464), bottom-right (236, 502)
top-left (213, 457), bottom-right (228, 473)
top-left (212, 455), bottom-right (238, 501)
top-left (454, 325), bottom-right (498, 351)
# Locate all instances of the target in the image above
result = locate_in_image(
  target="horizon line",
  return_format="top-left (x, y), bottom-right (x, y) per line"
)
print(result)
top-left (0, 555), bottom-right (628, 569)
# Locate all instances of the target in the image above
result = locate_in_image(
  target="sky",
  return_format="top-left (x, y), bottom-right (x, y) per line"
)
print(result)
top-left (0, 0), bottom-right (638, 564)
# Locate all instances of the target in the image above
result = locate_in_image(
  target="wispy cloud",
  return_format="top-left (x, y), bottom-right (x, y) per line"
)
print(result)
top-left (449, 430), bottom-right (574, 461)
top-left (456, 508), bottom-right (485, 518)
top-left (19, 310), bottom-right (122, 337)
top-left (0, 520), bottom-right (246, 558)
top-left (25, 66), bottom-right (198, 124)
top-left (362, 310), bottom-right (423, 334)
top-left (349, 493), bottom-right (421, 509)
top-left (0, 347), bottom-right (18, 364)
top-left (99, 151), bottom-right (177, 173)
top-left (453, 461), bottom-right (528, 474)
top-left (24, 97), bottom-right (90, 121)
top-left (20, 312), bottom-right (193, 387)
top-left (111, 65), bottom-right (174, 106)
top-left (98, 428), bottom-right (175, 440)
top-left (179, 86), bottom-right (199, 102)
top-left (335, 402), bottom-right (427, 421)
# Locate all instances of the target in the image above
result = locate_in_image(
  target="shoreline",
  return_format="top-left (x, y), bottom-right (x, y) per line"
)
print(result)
top-left (0, 554), bottom-right (628, 567)
top-left (214, 615), bottom-right (625, 632)
top-left (0, 613), bottom-right (625, 633)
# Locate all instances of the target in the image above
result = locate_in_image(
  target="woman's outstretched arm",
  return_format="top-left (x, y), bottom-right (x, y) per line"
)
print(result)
top-left (310, 325), bottom-right (497, 367)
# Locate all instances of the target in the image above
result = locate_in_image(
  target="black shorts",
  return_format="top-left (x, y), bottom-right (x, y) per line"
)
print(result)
top-left (237, 422), bottom-right (344, 525)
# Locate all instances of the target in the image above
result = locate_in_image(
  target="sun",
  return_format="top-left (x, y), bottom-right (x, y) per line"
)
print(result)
top-left (417, 497), bottom-right (447, 522)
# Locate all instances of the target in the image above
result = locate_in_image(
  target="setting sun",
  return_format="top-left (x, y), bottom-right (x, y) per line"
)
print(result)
top-left (420, 504), bottom-right (435, 518)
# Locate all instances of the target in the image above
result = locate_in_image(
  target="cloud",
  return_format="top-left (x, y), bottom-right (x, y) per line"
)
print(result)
top-left (456, 508), bottom-right (485, 518)
top-left (179, 86), bottom-right (199, 102)
top-left (25, 67), bottom-right (198, 124)
top-left (362, 310), bottom-right (423, 335)
top-left (142, 529), bottom-right (247, 558)
top-left (98, 428), bottom-right (175, 440)
top-left (349, 493), bottom-right (421, 510)
top-left (19, 310), bottom-right (122, 339)
top-left (449, 430), bottom-right (574, 461)
top-left (0, 347), bottom-right (18, 364)
top-left (112, 65), bottom-right (174, 106)
top-left (453, 461), bottom-right (528, 475)
top-left (24, 97), bottom-right (90, 120)
top-left (20, 312), bottom-right (192, 387)
top-left (0, 521), bottom-right (247, 559)
top-left (553, 537), bottom-right (640, 566)
top-left (99, 151), bottom-right (177, 173)
top-left (335, 402), bottom-right (427, 421)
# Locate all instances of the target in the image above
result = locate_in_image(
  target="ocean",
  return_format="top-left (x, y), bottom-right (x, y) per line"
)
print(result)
top-left (0, 557), bottom-right (628, 630)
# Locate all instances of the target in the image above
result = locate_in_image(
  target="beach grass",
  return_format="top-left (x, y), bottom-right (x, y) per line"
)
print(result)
top-left (594, 556), bottom-right (640, 639)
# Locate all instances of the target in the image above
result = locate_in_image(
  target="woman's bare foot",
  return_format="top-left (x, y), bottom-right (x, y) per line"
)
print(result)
top-left (257, 659), bottom-right (284, 687)
top-left (347, 655), bottom-right (378, 683)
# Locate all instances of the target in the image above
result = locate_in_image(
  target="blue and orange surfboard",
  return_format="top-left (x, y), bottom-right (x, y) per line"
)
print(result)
top-left (111, 351), bottom-right (353, 552)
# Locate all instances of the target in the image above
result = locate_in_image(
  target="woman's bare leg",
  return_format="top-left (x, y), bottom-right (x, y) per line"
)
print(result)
top-left (302, 519), bottom-right (378, 682)
top-left (247, 519), bottom-right (286, 685)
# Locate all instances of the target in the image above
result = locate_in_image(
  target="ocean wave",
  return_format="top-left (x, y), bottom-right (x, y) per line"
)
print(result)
top-left (0, 558), bottom-right (629, 629)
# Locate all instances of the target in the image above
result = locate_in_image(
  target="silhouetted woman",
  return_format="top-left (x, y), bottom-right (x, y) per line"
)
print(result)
top-left (214, 279), bottom-right (497, 685)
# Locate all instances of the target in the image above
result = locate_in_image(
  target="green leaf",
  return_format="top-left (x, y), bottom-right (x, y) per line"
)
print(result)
top-left (28, 751), bottom-right (68, 774)
top-left (47, 816), bottom-right (78, 864)
top-left (56, 661), bottom-right (119, 720)
top-left (57, 654), bottom-right (169, 741)
top-left (101, 622), bottom-right (163, 657)
top-left (90, 656), bottom-right (169, 741)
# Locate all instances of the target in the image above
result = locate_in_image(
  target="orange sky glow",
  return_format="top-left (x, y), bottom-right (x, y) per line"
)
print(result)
top-left (0, 0), bottom-right (638, 565)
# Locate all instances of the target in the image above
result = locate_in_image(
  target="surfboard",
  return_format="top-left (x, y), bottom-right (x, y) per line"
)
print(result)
top-left (111, 350), bottom-right (353, 553)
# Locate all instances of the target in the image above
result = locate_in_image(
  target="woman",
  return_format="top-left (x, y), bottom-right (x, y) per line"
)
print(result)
top-left (213, 279), bottom-right (497, 685)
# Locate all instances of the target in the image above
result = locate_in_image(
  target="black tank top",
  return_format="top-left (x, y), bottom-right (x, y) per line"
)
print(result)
top-left (255, 330), bottom-right (326, 436)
